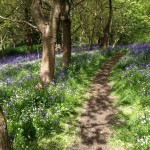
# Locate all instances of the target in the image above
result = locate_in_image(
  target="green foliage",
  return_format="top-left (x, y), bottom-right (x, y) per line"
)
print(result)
top-left (109, 46), bottom-right (150, 149)
top-left (108, 0), bottom-right (150, 45)
top-left (0, 49), bottom-right (111, 150)
top-left (0, 45), bottom-right (42, 57)
top-left (1, 0), bottom-right (149, 52)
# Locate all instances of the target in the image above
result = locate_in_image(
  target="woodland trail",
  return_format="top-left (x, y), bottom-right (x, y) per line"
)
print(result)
top-left (70, 53), bottom-right (124, 150)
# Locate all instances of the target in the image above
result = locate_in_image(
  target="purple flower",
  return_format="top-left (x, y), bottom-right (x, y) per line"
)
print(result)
top-left (129, 43), bottom-right (150, 56)
top-left (147, 71), bottom-right (150, 77)
top-left (6, 79), bottom-right (12, 86)
top-left (0, 51), bottom-right (42, 66)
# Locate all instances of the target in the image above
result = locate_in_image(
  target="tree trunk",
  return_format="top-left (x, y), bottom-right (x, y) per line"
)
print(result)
top-left (32, 0), bottom-right (62, 87)
top-left (89, 16), bottom-right (97, 51)
top-left (102, 35), bottom-right (109, 49)
top-left (79, 14), bottom-right (84, 45)
top-left (0, 107), bottom-right (11, 150)
top-left (24, 5), bottom-right (33, 52)
top-left (62, 19), bottom-right (71, 68)
top-left (102, 0), bottom-right (113, 49)
top-left (39, 25), bottom-right (53, 86)
top-left (61, 0), bottom-right (71, 68)
top-left (112, 37), bottom-right (119, 48)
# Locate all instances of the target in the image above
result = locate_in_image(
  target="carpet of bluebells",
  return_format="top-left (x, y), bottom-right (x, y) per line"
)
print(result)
top-left (0, 46), bottom-right (110, 150)
top-left (110, 43), bottom-right (150, 150)
top-left (1, 43), bottom-right (149, 150)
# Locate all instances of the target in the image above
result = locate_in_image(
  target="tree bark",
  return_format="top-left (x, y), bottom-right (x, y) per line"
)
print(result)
top-left (101, 0), bottom-right (113, 49)
top-left (32, 0), bottom-right (62, 87)
top-left (0, 107), bottom-right (11, 150)
top-left (61, 0), bottom-right (71, 68)
top-left (24, 5), bottom-right (33, 52)
top-left (46, 0), bottom-right (61, 82)
top-left (40, 25), bottom-right (53, 86)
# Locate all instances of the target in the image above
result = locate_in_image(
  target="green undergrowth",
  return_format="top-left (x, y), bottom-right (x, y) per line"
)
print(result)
top-left (109, 50), bottom-right (150, 149)
top-left (0, 44), bottom-right (42, 57)
top-left (0, 49), bottom-right (118, 150)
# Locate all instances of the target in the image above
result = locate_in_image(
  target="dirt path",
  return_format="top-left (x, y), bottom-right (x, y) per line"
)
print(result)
top-left (70, 53), bottom-right (123, 150)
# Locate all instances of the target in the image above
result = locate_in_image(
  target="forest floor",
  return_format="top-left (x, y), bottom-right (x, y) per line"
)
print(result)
top-left (70, 53), bottom-right (124, 150)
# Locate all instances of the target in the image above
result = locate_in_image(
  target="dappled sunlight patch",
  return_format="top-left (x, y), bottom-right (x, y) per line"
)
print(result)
top-left (38, 133), bottom-right (77, 150)
top-left (109, 136), bottom-right (133, 150)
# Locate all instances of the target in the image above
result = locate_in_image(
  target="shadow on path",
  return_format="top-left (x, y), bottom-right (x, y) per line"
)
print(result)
top-left (70, 53), bottom-right (123, 150)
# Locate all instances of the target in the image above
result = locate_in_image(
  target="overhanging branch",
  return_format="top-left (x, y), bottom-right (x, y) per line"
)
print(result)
top-left (0, 15), bottom-right (37, 29)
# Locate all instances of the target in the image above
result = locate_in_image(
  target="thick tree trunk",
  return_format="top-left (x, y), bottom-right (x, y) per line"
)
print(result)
top-left (102, 35), bottom-right (109, 49)
top-left (0, 107), bottom-right (11, 150)
top-left (61, 0), bottom-right (71, 68)
top-left (32, 0), bottom-right (62, 87)
top-left (39, 25), bottom-right (53, 86)
top-left (62, 19), bottom-right (71, 68)
top-left (102, 0), bottom-right (113, 49)
top-left (40, 1), bottom-right (61, 86)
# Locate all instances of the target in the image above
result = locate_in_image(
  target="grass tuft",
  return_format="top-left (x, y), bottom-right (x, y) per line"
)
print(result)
top-left (0, 49), bottom-right (114, 150)
top-left (109, 43), bottom-right (150, 150)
